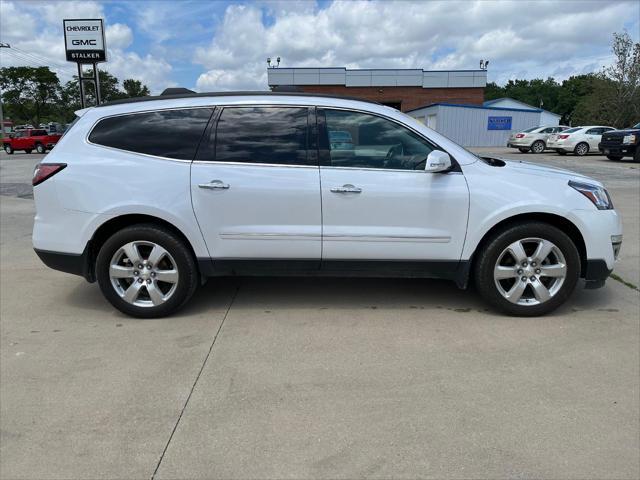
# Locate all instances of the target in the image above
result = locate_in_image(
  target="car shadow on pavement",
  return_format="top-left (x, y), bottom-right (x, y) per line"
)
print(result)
top-left (64, 275), bottom-right (620, 320)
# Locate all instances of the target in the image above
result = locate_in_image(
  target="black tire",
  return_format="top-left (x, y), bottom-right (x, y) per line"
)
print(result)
top-left (96, 224), bottom-right (199, 318)
top-left (531, 140), bottom-right (545, 154)
top-left (4, 144), bottom-right (13, 154)
top-left (557, 151), bottom-right (567, 156)
top-left (606, 155), bottom-right (623, 161)
top-left (474, 222), bottom-right (581, 316)
top-left (518, 148), bottom-right (529, 153)
top-left (634, 149), bottom-right (639, 162)
top-left (574, 142), bottom-right (589, 156)
top-left (35, 143), bottom-right (46, 154)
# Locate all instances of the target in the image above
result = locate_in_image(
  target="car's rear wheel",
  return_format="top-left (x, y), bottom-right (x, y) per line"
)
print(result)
top-left (36, 143), bottom-right (46, 154)
top-left (96, 224), bottom-right (199, 318)
top-left (518, 148), bottom-right (529, 153)
top-left (531, 140), bottom-right (545, 153)
top-left (474, 222), bottom-right (580, 316)
top-left (4, 144), bottom-right (13, 154)
top-left (606, 155), bottom-right (623, 161)
top-left (574, 142), bottom-right (589, 156)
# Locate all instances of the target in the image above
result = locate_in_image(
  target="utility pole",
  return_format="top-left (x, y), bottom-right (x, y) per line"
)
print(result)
top-left (0, 43), bottom-right (10, 137)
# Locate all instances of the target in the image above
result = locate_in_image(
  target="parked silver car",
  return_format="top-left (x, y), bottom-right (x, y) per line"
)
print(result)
top-left (507, 125), bottom-right (569, 153)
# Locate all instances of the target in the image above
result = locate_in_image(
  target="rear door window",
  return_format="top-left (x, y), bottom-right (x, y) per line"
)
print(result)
top-left (89, 108), bottom-right (214, 160)
top-left (197, 106), bottom-right (311, 166)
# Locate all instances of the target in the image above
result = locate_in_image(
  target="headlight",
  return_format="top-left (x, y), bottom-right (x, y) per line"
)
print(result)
top-left (623, 134), bottom-right (637, 144)
top-left (569, 180), bottom-right (614, 210)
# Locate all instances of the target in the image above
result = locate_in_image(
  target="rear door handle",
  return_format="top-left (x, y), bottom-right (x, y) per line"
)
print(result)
top-left (198, 180), bottom-right (230, 190)
top-left (330, 184), bottom-right (362, 194)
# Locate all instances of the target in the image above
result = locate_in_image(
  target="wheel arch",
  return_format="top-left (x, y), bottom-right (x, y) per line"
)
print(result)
top-left (466, 212), bottom-right (588, 283)
top-left (85, 214), bottom-right (200, 282)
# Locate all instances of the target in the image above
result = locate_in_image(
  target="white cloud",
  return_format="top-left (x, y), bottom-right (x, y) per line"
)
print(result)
top-left (106, 23), bottom-right (133, 50)
top-left (194, 0), bottom-right (639, 91)
top-left (0, 1), bottom-right (172, 93)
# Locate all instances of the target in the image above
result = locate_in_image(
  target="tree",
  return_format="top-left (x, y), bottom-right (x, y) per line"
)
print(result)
top-left (123, 79), bottom-right (150, 98)
top-left (604, 31), bottom-right (640, 126)
top-left (0, 66), bottom-right (60, 126)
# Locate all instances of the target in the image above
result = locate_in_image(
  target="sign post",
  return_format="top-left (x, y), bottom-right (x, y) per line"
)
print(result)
top-left (63, 19), bottom-right (107, 108)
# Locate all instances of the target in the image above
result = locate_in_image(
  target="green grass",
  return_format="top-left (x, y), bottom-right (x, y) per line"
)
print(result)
top-left (610, 273), bottom-right (640, 291)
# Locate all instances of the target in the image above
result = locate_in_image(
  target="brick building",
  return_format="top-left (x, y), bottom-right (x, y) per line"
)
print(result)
top-left (267, 67), bottom-right (487, 112)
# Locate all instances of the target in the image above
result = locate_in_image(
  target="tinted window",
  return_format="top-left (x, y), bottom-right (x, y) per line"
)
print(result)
top-left (563, 127), bottom-right (582, 133)
top-left (540, 127), bottom-right (554, 133)
top-left (204, 107), bottom-right (310, 166)
top-left (321, 109), bottom-right (434, 170)
top-left (89, 108), bottom-right (213, 160)
top-left (31, 129), bottom-right (47, 136)
top-left (586, 128), bottom-right (601, 134)
top-left (522, 127), bottom-right (539, 133)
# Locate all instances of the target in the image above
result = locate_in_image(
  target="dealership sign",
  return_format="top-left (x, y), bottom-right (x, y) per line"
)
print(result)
top-left (63, 19), bottom-right (106, 62)
top-left (487, 116), bottom-right (512, 130)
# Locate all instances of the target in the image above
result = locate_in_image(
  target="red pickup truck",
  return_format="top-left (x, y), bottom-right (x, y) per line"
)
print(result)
top-left (3, 129), bottom-right (61, 154)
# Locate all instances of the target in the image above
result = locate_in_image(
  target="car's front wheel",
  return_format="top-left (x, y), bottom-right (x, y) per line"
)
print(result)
top-left (4, 144), bottom-right (13, 154)
top-left (474, 222), bottom-right (580, 316)
top-left (96, 224), bottom-right (199, 318)
top-left (36, 143), bottom-right (46, 154)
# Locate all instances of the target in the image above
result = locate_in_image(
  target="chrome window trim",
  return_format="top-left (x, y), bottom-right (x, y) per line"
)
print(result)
top-left (84, 103), bottom-right (457, 171)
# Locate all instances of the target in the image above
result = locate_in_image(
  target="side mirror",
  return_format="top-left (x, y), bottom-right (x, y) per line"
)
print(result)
top-left (424, 150), bottom-right (452, 172)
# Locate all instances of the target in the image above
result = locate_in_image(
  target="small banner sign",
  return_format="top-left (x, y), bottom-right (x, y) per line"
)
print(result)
top-left (64, 19), bottom-right (106, 62)
top-left (487, 116), bottom-right (512, 130)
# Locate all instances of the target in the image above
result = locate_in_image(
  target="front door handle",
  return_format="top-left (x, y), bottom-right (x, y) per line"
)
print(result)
top-left (198, 180), bottom-right (230, 190)
top-left (330, 184), bottom-right (362, 194)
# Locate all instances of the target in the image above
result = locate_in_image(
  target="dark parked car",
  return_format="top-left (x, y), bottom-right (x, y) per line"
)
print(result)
top-left (599, 122), bottom-right (640, 161)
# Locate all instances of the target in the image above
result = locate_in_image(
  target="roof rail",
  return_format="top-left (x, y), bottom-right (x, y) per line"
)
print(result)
top-left (160, 87), bottom-right (196, 96)
top-left (96, 90), bottom-right (382, 108)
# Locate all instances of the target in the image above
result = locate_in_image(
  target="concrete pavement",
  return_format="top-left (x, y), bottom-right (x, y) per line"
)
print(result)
top-left (1, 150), bottom-right (638, 479)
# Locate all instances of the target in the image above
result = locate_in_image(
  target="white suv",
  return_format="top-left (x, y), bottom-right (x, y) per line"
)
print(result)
top-left (32, 92), bottom-right (622, 317)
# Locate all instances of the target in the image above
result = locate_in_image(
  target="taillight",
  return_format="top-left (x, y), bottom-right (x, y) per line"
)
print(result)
top-left (515, 133), bottom-right (525, 138)
top-left (32, 163), bottom-right (66, 186)
top-left (558, 134), bottom-right (570, 139)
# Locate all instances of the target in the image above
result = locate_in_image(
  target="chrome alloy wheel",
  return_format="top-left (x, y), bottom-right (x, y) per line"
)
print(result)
top-left (531, 141), bottom-right (545, 153)
top-left (575, 143), bottom-right (588, 156)
top-left (493, 237), bottom-right (567, 306)
top-left (109, 241), bottom-right (179, 307)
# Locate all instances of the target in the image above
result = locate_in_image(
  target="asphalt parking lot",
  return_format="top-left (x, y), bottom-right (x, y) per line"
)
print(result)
top-left (1, 149), bottom-right (639, 479)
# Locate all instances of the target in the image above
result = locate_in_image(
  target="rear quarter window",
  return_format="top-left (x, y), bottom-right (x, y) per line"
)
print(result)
top-left (88, 108), bottom-right (214, 160)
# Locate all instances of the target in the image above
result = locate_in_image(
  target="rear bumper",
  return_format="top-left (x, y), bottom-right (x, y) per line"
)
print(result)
top-left (34, 247), bottom-right (94, 282)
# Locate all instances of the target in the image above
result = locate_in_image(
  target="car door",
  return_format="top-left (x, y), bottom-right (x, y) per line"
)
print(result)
top-left (12, 131), bottom-right (26, 150)
top-left (585, 127), bottom-right (604, 150)
top-left (191, 106), bottom-right (321, 269)
top-left (317, 108), bottom-right (469, 268)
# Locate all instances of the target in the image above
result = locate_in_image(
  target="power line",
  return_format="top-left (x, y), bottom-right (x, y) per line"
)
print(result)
top-left (11, 46), bottom-right (75, 71)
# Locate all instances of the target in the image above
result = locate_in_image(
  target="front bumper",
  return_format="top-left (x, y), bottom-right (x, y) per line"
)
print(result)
top-left (598, 143), bottom-right (636, 156)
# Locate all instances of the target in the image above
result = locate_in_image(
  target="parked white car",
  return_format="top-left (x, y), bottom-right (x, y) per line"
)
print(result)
top-left (32, 92), bottom-right (622, 317)
top-left (547, 126), bottom-right (616, 156)
top-left (507, 125), bottom-right (569, 153)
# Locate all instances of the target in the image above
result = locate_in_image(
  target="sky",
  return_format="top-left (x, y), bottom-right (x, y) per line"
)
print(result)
top-left (1, 0), bottom-right (638, 94)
